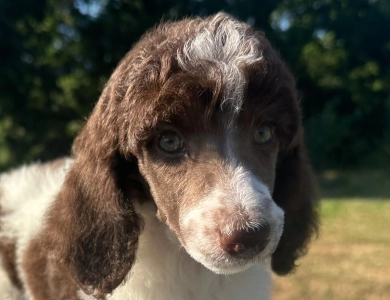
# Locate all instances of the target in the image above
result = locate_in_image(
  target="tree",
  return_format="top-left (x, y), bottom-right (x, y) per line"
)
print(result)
top-left (1, 0), bottom-right (389, 171)
top-left (271, 0), bottom-right (390, 168)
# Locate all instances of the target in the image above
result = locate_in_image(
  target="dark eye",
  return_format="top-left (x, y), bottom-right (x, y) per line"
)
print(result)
top-left (254, 125), bottom-right (274, 144)
top-left (158, 131), bottom-right (184, 154)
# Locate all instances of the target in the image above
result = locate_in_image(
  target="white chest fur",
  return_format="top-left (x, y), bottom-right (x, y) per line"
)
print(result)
top-left (100, 204), bottom-right (272, 300)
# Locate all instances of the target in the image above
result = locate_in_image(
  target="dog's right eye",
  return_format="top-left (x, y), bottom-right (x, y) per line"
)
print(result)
top-left (158, 132), bottom-right (184, 154)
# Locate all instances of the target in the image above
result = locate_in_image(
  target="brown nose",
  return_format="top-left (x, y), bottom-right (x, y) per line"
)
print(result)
top-left (220, 223), bottom-right (271, 259)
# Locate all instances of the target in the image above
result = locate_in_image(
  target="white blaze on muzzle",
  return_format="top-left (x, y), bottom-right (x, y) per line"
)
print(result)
top-left (180, 164), bottom-right (284, 274)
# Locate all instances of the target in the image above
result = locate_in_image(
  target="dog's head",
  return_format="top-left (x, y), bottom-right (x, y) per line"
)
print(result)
top-left (43, 13), bottom-right (318, 297)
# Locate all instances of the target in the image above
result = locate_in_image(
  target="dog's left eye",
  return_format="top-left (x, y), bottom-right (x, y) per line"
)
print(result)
top-left (158, 132), bottom-right (184, 154)
top-left (254, 125), bottom-right (274, 144)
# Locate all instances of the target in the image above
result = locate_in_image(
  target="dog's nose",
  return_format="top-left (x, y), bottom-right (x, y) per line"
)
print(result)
top-left (220, 223), bottom-right (271, 259)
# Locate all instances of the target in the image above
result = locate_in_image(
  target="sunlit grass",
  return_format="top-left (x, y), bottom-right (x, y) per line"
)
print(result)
top-left (272, 198), bottom-right (390, 300)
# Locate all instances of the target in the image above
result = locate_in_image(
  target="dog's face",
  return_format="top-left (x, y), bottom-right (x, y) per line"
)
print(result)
top-left (135, 101), bottom-right (284, 274)
top-left (45, 13), bottom-right (318, 296)
top-left (124, 14), bottom-right (300, 274)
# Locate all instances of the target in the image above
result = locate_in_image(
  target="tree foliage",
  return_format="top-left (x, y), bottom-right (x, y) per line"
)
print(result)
top-left (0, 0), bottom-right (389, 171)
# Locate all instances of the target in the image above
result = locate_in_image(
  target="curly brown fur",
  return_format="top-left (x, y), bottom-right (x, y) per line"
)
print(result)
top-left (0, 12), bottom-right (319, 299)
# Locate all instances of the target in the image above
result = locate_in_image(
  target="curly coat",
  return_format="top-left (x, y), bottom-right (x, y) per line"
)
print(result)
top-left (0, 12), bottom-right (318, 300)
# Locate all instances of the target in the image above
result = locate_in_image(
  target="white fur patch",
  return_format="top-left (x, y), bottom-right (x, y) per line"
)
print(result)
top-left (0, 159), bottom-right (72, 299)
top-left (181, 164), bottom-right (284, 275)
top-left (177, 13), bottom-right (263, 112)
top-left (101, 203), bottom-right (272, 300)
top-left (0, 159), bottom-right (72, 244)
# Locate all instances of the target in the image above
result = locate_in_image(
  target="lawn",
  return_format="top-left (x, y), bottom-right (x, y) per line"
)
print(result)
top-left (272, 170), bottom-right (390, 300)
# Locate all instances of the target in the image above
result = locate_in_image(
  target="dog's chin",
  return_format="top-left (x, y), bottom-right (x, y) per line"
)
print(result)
top-left (184, 248), bottom-right (260, 275)
top-left (205, 262), bottom-right (253, 275)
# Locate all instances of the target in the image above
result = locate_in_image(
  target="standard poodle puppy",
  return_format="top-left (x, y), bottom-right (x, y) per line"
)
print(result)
top-left (0, 12), bottom-right (319, 300)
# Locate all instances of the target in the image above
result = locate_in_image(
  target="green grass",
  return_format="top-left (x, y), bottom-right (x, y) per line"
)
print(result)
top-left (272, 170), bottom-right (390, 300)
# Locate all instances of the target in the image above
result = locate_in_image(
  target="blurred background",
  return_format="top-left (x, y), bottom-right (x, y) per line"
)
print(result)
top-left (0, 0), bottom-right (389, 299)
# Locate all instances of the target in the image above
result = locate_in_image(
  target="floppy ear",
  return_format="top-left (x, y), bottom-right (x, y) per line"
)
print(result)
top-left (271, 145), bottom-right (319, 275)
top-left (42, 89), bottom-right (144, 298)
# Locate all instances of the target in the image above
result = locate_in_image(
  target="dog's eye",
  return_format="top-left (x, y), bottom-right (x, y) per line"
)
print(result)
top-left (158, 132), bottom-right (184, 154)
top-left (254, 125), bottom-right (274, 144)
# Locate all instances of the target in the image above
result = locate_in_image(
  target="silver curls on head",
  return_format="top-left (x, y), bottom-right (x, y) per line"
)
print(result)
top-left (177, 13), bottom-right (264, 113)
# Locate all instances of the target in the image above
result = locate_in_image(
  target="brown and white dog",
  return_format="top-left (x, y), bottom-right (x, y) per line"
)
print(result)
top-left (0, 12), bottom-right (319, 300)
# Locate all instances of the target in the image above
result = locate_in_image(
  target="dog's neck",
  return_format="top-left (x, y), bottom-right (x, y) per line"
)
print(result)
top-left (91, 203), bottom-right (273, 300)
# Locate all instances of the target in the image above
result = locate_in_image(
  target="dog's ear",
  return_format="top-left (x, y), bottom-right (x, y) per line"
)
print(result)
top-left (271, 145), bottom-right (319, 275)
top-left (42, 88), bottom-right (144, 298)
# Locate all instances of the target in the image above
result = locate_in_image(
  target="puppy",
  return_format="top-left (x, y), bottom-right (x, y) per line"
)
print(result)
top-left (0, 12), bottom-right (318, 300)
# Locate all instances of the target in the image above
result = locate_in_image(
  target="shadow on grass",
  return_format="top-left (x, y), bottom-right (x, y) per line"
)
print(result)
top-left (318, 169), bottom-right (390, 199)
